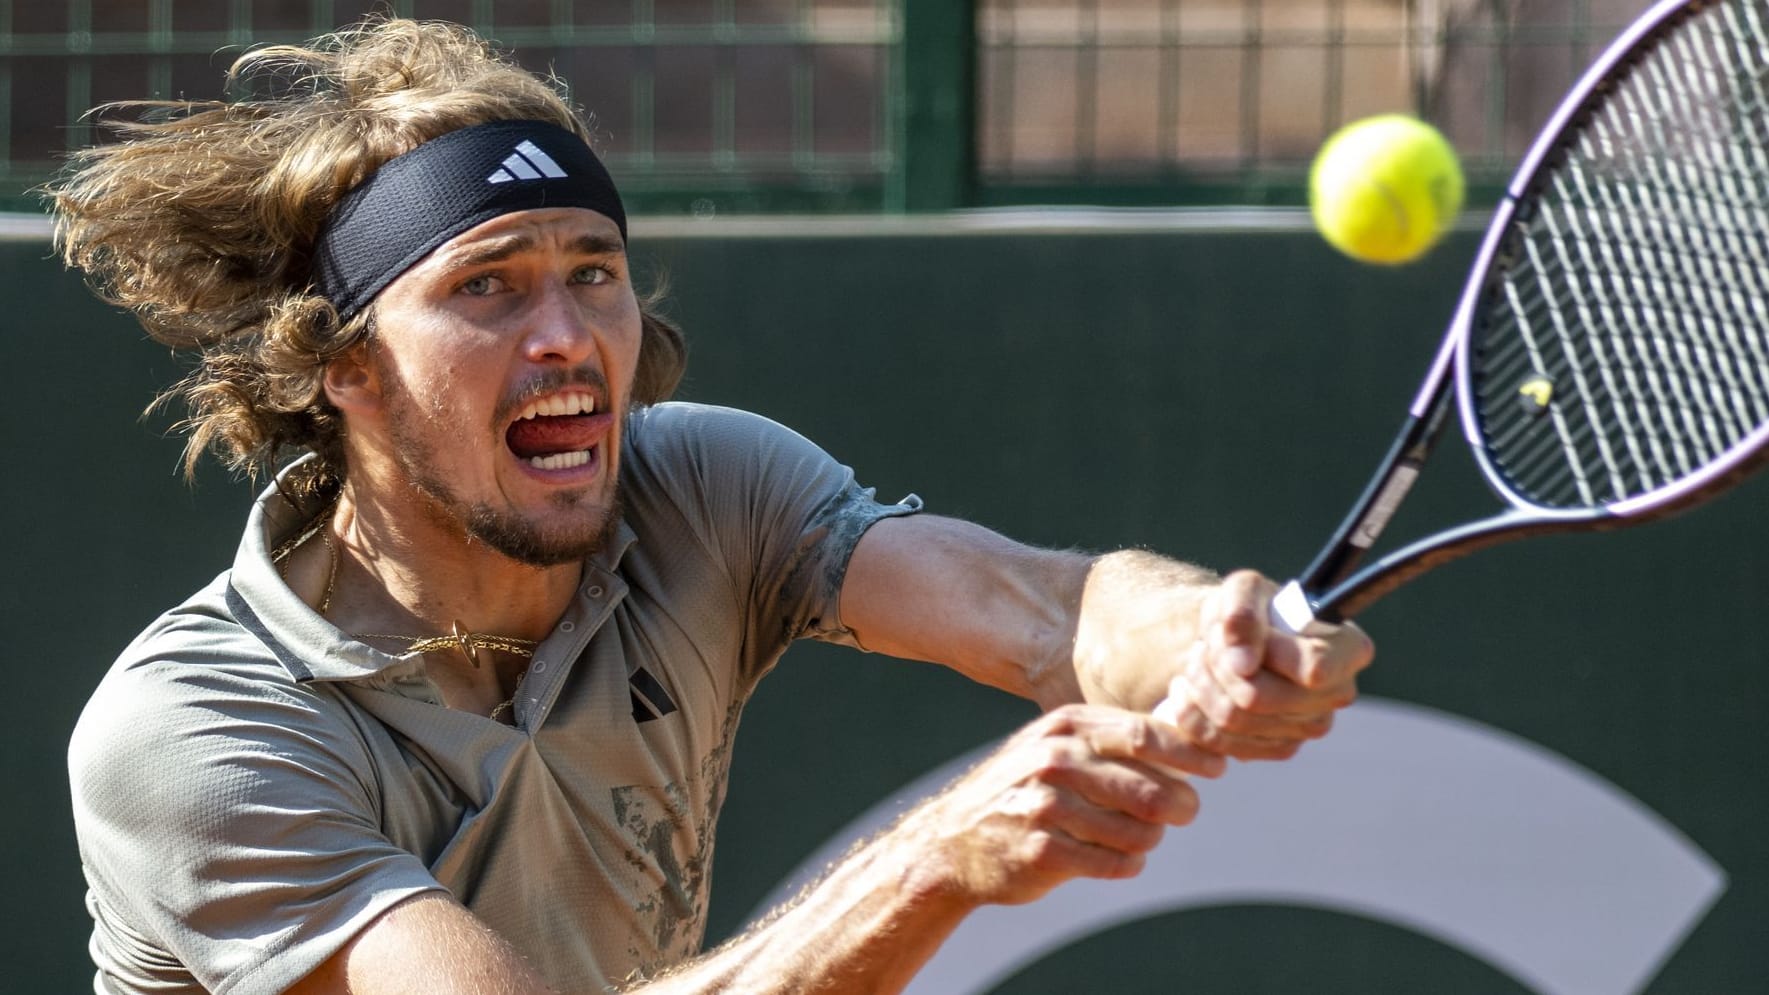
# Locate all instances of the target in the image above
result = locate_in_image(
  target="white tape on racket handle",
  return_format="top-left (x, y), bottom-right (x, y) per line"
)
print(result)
top-left (1271, 579), bottom-right (1343, 637)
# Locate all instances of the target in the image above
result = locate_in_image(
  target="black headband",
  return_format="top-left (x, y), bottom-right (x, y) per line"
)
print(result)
top-left (311, 119), bottom-right (627, 321)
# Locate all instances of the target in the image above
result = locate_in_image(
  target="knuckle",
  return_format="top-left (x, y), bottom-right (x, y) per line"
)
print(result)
top-left (1121, 717), bottom-right (1154, 756)
top-left (1217, 600), bottom-right (1261, 642)
top-left (1186, 720), bottom-right (1229, 754)
top-left (1202, 692), bottom-right (1243, 730)
top-left (1226, 676), bottom-right (1265, 711)
top-left (1023, 830), bottom-right (1065, 871)
top-left (1121, 782), bottom-right (1166, 823)
top-left (1028, 742), bottom-right (1071, 781)
top-left (1222, 568), bottom-right (1269, 593)
top-left (1037, 704), bottom-right (1085, 735)
top-left (1026, 785), bottom-right (1067, 822)
top-left (1026, 750), bottom-right (1061, 789)
top-left (1217, 571), bottom-right (1272, 620)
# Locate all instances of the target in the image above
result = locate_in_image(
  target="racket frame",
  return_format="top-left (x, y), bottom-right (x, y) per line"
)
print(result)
top-left (1285, 0), bottom-right (1769, 627)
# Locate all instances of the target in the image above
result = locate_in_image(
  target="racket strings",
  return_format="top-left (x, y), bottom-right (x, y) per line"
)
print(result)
top-left (1474, 0), bottom-right (1769, 508)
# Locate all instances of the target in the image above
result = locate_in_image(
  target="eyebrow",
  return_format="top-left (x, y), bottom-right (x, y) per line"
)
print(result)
top-left (445, 231), bottom-right (626, 270)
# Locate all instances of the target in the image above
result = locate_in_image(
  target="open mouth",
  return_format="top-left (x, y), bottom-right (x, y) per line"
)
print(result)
top-left (505, 389), bottom-right (606, 471)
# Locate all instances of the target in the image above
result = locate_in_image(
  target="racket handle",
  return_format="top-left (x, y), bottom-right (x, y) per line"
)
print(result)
top-left (1150, 580), bottom-right (1341, 727)
top-left (1271, 579), bottom-right (1344, 638)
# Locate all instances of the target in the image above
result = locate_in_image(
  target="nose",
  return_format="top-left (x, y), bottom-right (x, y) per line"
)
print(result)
top-left (520, 281), bottom-right (600, 368)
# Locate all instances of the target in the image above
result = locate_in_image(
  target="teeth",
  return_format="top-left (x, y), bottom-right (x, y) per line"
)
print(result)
top-left (528, 450), bottom-right (592, 471)
top-left (516, 391), bottom-right (597, 421)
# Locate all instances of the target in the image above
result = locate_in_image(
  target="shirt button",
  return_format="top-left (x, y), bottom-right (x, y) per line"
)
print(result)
top-left (586, 585), bottom-right (605, 598)
top-left (533, 661), bottom-right (548, 673)
top-left (558, 620), bottom-right (575, 633)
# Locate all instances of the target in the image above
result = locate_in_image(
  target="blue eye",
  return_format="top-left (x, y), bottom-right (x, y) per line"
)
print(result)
top-left (461, 274), bottom-right (504, 296)
top-left (572, 265), bottom-right (610, 285)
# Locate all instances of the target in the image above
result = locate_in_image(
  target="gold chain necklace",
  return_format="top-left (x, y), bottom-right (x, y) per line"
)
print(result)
top-left (275, 509), bottom-right (539, 720)
top-left (353, 619), bottom-right (538, 667)
top-left (354, 622), bottom-right (534, 723)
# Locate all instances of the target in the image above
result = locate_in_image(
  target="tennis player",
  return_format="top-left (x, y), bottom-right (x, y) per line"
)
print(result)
top-left (56, 19), bottom-right (1372, 995)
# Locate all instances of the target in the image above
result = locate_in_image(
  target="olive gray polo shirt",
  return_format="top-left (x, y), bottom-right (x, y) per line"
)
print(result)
top-left (69, 403), bottom-right (921, 995)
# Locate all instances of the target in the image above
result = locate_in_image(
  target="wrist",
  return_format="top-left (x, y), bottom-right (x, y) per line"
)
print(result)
top-left (884, 799), bottom-right (990, 921)
top-left (1072, 550), bottom-right (1217, 710)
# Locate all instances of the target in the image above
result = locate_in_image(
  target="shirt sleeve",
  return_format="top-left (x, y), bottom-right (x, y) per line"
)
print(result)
top-left (622, 404), bottom-right (921, 677)
top-left (69, 640), bottom-right (446, 995)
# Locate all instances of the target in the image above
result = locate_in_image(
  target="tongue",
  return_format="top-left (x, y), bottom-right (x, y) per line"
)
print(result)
top-left (507, 415), bottom-right (599, 459)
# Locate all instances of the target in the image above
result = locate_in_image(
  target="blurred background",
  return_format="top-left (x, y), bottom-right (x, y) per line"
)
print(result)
top-left (6, 2), bottom-right (1767, 994)
top-left (0, 0), bottom-right (1656, 213)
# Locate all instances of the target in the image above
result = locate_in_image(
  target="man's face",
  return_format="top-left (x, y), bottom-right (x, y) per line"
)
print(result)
top-left (350, 206), bottom-right (641, 566)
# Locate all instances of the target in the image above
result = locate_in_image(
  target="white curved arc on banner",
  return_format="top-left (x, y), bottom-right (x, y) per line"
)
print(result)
top-left (751, 697), bottom-right (1726, 995)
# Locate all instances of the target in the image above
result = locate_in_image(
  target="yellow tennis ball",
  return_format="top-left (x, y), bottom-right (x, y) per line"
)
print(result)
top-left (1310, 114), bottom-right (1464, 265)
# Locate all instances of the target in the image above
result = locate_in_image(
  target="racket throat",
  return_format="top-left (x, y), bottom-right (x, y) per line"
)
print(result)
top-left (1299, 403), bottom-right (1450, 598)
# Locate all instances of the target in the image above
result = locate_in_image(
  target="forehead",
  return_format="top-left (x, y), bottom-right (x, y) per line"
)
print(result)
top-left (427, 206), bottom-right (626, 265)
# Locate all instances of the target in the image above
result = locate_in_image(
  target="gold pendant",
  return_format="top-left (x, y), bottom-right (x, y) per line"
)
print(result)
top-left (451, 619), bottom-right (482, 669)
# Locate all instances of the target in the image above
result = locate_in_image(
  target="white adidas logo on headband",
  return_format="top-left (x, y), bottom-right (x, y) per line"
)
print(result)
top-left (486, 140), bottom-right (569, 183)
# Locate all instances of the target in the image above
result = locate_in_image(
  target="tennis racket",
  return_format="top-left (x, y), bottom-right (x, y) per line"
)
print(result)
top-left (1255, 0), bottom-right (1769, 638)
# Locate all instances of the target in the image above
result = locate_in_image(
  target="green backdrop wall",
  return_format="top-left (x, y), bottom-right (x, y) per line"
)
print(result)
top-left (4, 215), bottom-right (1764, 993)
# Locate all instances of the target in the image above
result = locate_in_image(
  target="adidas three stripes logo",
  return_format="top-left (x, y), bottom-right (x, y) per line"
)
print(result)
top-left (486, 140), bottom-right (569, 183)
top-left (629, 666), bottom-right (679, 724)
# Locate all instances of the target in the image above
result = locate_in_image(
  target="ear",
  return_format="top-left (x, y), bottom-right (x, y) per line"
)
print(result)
top-left (323, 343), bottom-right (382, 416)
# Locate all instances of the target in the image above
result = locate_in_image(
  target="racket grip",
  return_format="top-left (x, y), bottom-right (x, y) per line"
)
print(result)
top-left (1150, 580), bottom-right (1341, 727)
top-left (1271, 579), bottom-right (1344, 638)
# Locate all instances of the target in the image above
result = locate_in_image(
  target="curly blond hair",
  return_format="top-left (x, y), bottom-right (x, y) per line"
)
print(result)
top-left (49, 18), bottom-right (685, 500)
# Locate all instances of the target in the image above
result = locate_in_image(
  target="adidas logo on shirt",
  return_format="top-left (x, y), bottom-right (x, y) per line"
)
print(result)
top-left (486, 139), bottom-right (569, 183)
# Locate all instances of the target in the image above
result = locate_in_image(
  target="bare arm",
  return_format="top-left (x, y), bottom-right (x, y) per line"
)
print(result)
top-left (834, 514), bottom-right (1098, 708)
top-left (285, 706), bottom-right (1223, 994)
top-left (839, 515), bottom-right (1374, 759)
top-left (285, 893), bottom-right (559, 994)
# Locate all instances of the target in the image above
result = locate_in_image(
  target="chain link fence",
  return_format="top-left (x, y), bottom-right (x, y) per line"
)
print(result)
top-left (0, 0), bottom-right (1644, 213)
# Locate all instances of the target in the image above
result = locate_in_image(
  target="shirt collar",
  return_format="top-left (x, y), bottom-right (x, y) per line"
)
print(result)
top-left (228, 456), bottom-right (636, 683)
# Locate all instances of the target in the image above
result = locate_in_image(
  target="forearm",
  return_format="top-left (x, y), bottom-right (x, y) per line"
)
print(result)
top-left (630, 701), bottom-right (1228, 994)
top-left (627, 818), bottom-right (972, 994)
top-left (840, 515), bottom-right (1094, 708)
top-left (840, 517), bottom-right (1222, 712)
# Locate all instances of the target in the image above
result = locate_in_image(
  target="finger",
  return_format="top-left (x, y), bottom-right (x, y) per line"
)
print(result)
top-left (1043, 704), bottom-right (1227, 780)
top-left (1204, 570), bottom-right (1278, 680)
top-left (1038, 748), bottom-right (1204, 827)
top-left (1011, 778), bottom-right (1190, 852)
top-left (1258, 621), bottom-right (1376, 690)
top-left (1161, 694), bottom-right (1322, 761)
top-left (1017, 828), bottom-right (1151, 884)
top-left (1172, 665), bottom-right (1341, 738)
top-left (1152, 638), bottom-right (1208, 727)
top-left (1188, 649), bottom-right (1359, 718)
